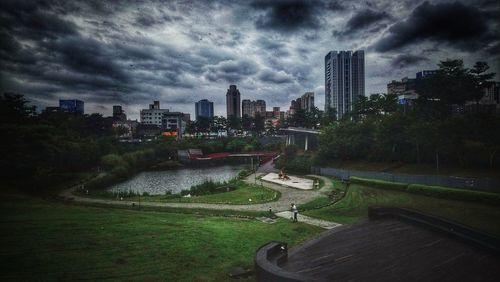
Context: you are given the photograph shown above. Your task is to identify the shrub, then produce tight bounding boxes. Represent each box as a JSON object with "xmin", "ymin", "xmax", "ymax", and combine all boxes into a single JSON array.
[
  {"xmin": 238, "ymin": 169, "xmax": 251, "ymax": 178},
  {"xmin": 350, "ymin": 176, "xmax": 408, "ymax": 191},
  {"xmin": 101, "ymin": 154, "xmax": 126, "ymax": 171},
  {"xmin": 407, "ymin": 184, "xmax": 500, "ymax": 205},
  {"xmin": 349, "ymin": 176, "xmax": 500, "ymax": 205},
  {"xmin": 276, "ymin": 155, "xmax": 311, "ymax": 174},
  {"xmin": 181, "ymin": 180, "xmax": 235, "ymax": 196},
  {"xmin": 111, "ymin": 165, "xmax": 129, "ymax": 177}
]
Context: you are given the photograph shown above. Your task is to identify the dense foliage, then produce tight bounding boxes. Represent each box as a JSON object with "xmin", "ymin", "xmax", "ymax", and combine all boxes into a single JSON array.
[
  {"xmin": 317, "ymin": 60, "xmax": 500, "ymax": 171},
  {"xmin": 0, "ymin": 93, "xmax": 278, "ymax": 191}
]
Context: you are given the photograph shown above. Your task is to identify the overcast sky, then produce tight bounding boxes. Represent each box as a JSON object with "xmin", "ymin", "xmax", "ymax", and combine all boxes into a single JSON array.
[{"xmin": 1, "ymin": 0, "xmax": 499, "ymax": 119}]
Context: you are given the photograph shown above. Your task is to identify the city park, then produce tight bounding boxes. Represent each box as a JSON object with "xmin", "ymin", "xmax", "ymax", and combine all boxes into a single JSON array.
[{"xmin": 1, "ymin": 60, "xmax": 500, "ymax": 281}]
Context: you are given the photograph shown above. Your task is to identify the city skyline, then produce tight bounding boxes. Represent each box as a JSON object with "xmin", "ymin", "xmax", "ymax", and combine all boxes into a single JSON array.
[{"xmin": 1, "ymin": 0, "xmax": 498, "ymax": 120}]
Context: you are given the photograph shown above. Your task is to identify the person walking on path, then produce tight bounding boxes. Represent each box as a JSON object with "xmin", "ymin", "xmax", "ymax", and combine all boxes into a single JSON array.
[{"xmin": 291, "ymin": 203, "xmax": 298, "ymax": 222}]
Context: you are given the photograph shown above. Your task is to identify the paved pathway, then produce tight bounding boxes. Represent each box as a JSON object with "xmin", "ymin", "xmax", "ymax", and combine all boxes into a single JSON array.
[
  {"xmin": 59, "ymin": 165, "xmax": 341, "ymax": 229},
  {"xmin": 275, "ymin": 211, "xmax": 342, "ymax": 229}
]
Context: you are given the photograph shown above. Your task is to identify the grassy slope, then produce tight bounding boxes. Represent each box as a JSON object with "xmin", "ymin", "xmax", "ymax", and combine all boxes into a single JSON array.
[
  {"xmin": 303, "ymin": 182, "xmax": 500, "ymax": 236},
  {"xmin": 0, "ymin": 197, "xmax": 322, "ymax": 281}
]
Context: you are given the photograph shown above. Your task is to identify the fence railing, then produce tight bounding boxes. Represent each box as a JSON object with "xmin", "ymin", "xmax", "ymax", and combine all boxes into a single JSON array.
[{"xmin": 311, "ymin": 166, "xmax": 500, "ymax": 193}]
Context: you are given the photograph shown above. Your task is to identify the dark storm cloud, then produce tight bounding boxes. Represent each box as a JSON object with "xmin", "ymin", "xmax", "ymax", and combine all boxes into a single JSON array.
[
  {"xmin": 374, "ymin": 1, "xmax": 491, "ymax": 52},
  {"xmin": 333, "ymin": 8, "xmax": 390, "ymax": 38},
  {"xmin": 41, "ymin": 36, "xmax": 129, "ymax": 82},
  {"xmin": 486, "ymin": 42, "xmax": 500, "ymax": 55},
  {"xmin": 258, "ymin": 69, "xmax": 294, "ymax": 84},
  {"xmin": 325, "ymin": 0, "xmax": 346, "ymax": 11},
  {"xmin": 251, "ymin": 0, "xmax": 321, "ymax": 32},
  {"xmin": 391, "ymin": 54, "xmax": 429, "ymax": 68},
  {"xmin": 346, "ymin": 9, "xmax": 390, "ymax": 32},
  {"xmin": 204, "ymin": 59, "xmax": 259, "ymax": 82},
  {"xmin": 0, "ymin": 1, "xmax": 78, "ymax": 40},
  {"xmin": 256, "ymin": 37, "xmax": 291, "ymax": 57}
]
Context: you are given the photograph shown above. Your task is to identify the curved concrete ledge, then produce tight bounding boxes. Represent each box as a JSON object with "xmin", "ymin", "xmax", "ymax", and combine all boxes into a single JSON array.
[
  {"xmin": 368, "ymin": 207, "xmax": 500, "ymax": 255},
  {"xmin": 254, "ymin": 241, "xmax": 319, "ymax": 282}
]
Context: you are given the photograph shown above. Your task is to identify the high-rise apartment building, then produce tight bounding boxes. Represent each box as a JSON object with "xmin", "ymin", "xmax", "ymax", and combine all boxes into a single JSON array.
[
  {"xmin": 301, "ymin": 92, "xmax": 315, "ymax": 112},
  {"xmin": 242, "ymin": 99, "xmax": 266, "ymax": 117},
  {"xmin": 255, "ymin": 100, "xmax": 266, "ymax": 117},
  {"xmin": 242, "ymin": 99, "xmax": 254, "ymax": 117},
  {"xmin": 226, "ymin": 85, "xmax": 241, "ymax": 118},
  {"xmin": 325, "ymin": 50, "xmax": 365, "ymax": 119},
  {"xmin": 195, "ymin": 99, "xmax": 214, "ymax": 120}
]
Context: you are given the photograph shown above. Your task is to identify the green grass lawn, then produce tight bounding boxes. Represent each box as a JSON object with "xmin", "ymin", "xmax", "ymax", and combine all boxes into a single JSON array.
[
  {"xmin": 303, "ymin": 182, "xmax": 500, "ymax": 236},
  {"xmin": 81, "ymin": 182, "xmax": 280, "ymax": 205},
  {"xmin": 0, "ymin": 197, "xmax": 321, "ymax": 281},
  {"xmin": 299, "ymin": 178, "xmax": 345, "ymax": 211}
]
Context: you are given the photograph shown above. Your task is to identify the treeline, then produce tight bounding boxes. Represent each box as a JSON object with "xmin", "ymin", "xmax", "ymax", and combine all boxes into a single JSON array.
[
  {"xmin": 0, "ymin": 93, "xmax": 175, "ymax": 191},
  {"xmin": 0, "ymin": 93, "xmax": 283, "ymax": 191},
  {"xmin": 316, "ymin": 59, "xmax": 500, "ymax": 171}
]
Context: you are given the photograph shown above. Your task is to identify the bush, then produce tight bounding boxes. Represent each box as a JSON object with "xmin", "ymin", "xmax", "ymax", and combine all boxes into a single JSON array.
[
  {"xmin": 350, "ymin": 176, "xmax": 408, "ymax": 191},
  {"xmin": 181, "ymin": 180, "xmax": 235, "ymax": 196},
  {"xmin": 101, "ymin": 154, "xmax": 126, "ymax": 171},
  {"xmin": 407, "ymin": 184, "xmax": 500, "ymax": 205},
  {"xmin": 238, "ymin": 169, "xmax": 251, "ymax": 178},
  {"xmin": 111, "ymin": 165, "xmax": 129, "ymax": 177},
  {"xmin": 276, "ymin": 155, "xmax": 311, "ymax": 174},
  {"xmin": 349, "ymin": 176, "xmax": 500, "ymax": 205}
]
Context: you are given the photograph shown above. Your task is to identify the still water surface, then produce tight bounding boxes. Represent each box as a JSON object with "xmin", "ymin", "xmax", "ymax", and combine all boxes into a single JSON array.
[{"xmin": 108, "ymin": 165, "xmax": 244, "ymax": 195}]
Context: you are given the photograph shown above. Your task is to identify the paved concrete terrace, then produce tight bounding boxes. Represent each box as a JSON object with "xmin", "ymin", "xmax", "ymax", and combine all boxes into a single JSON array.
[
  {"xmin": 261, "ymin": 173, "xmax": 314, "ymax": 190},
  {"xmin": 282, "ymin": 219, "xmax": 500, "ymax": 281}
]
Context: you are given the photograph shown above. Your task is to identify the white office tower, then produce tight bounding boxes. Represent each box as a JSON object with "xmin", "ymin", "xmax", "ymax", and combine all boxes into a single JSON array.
[{"xmin": 325, "ymin": 50, "xmax": 365, "ymax": 119}]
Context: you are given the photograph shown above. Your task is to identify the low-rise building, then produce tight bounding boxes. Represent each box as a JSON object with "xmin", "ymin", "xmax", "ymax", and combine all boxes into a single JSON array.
[
  {"xmin": 140, "ymin": 101, "xmax": 170, "ymax": 126},
  {"xmin": 59, "ymin": 99, "xmax": 84, "ymax": 115},
  {"xmin": 162, "ymin": 112, "xmax": 188, "ymax": 138}
]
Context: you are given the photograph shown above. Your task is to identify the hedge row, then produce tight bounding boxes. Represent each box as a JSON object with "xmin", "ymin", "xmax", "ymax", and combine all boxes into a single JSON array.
[{"xmin": 350, "ymin": 176, "xmax": 500, "ymax": 205}]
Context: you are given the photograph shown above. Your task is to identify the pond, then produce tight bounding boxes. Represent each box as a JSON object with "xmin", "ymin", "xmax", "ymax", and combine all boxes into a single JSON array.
[{"xmin": 108, "ymin": 165, "xmax": 245, "ymax": 195}]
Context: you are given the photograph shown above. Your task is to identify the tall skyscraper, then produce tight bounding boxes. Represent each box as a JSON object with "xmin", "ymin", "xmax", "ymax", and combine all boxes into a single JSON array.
[
  {"xmin": 226, "ymin": 85, "xmax": 241, "ymax": 118},
  {"xmin": 195, "ymin": 99, "xmax": 214, "ymax": 120},
  {"xmin": 301, "ymin": 92, "xmax": 315, "ymax": 112},
  {"xmin": 325, "ymin": 50, "xmax": 365, "ymax": 119}
]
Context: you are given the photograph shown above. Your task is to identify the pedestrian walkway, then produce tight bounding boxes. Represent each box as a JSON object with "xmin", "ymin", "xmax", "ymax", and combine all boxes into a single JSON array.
[
  {"xmin": 60, "ymin": 169, "xmax": 341, "ymax": 229},
  {"xmin": 275, "ymin": 211, "xmax": 341, "ymax": 229}
]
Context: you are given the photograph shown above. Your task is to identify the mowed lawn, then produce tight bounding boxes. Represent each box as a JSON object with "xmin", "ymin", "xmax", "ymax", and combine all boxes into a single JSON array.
[
  {"xmin": 303, "ymin": 182, "xmax": 500, "ymax": 237},
  {"xmin": 0, "ymin": 197, "xmax": 322, "ymax": 281}
]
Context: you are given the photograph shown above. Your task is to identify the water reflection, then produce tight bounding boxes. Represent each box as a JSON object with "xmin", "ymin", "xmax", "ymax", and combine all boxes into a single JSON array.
[{"xmin": 108, "ymin": 165, "xmax": 244, "ymax": 195}]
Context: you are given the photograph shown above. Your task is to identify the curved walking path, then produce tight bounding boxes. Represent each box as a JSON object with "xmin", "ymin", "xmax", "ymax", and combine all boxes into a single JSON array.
[{"xmin": 60, "ymin": 170, "xmax": 340, "ymax": 228}]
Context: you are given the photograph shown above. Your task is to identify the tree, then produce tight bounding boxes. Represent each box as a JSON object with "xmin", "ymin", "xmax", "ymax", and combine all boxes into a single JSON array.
[
  {"xmin": 196, "ymin": 117, "xmax": 211, "ymax": 134},
  {"xmin": 241, "ymin": 115, "xmax": 252, "ymax": 131},
  {"xmin": 288, "ymin": 108, "xmax": 307, "ymax": 127},
  {"xmin": 415, "ymin": 59, "xmax": 477, "ymax": 115},
  {"xmin": 321, "ymin": 107, "xmax": 337, "ymax": 127},
  {"xmin": 252, "ymin": 113, "xmax": 265, "ymax": 135},
  {"xmin": 470, "ymin": 61, "xmax": 496, "ymax": 105},
  {"xmin": 227, "ymin": 115, "xmax": 241, "ymax": 130},
  {"xmin": 210, "ymin": 116, "xmax": 226, "ymax": 132},
  {"xmin": 0, "ymin": 92, "xmax": 37, "ymax": 123}
]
